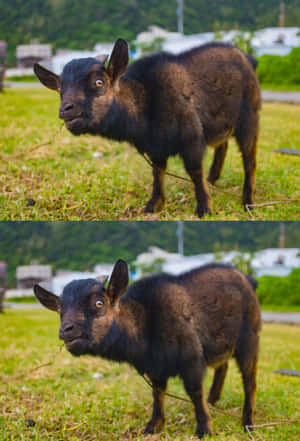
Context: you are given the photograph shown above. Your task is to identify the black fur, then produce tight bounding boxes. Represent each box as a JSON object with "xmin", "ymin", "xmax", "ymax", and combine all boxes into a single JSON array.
[
  {"xmin": 34, "ymin": 39, "xmax": 261, "ymax": 217},
  {"xmin": 34, "ymin": 260, "xmax": 261, "ymax": 438}
]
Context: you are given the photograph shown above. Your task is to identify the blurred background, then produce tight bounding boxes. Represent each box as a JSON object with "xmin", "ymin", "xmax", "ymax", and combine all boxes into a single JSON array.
[
  {"xmin": 0, "ymin": 221, "xmax": 299, "ymax": 313},
  {"xmin": 1, "ymin": 1, "xmax": 300, "ymax": 91}
]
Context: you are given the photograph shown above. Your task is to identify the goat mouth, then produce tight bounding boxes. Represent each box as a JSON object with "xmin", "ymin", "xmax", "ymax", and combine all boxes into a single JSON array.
[
  {"xmin": 64, "ymin": 116, "xmax": 84, "ymax": 127},
  {"xmin": 65, "ymin": 336, "xmax": 86, "ymax": 345},
  {"xmin": 65, "ymin": 337, "xmax": 89, "ymax": 355}
]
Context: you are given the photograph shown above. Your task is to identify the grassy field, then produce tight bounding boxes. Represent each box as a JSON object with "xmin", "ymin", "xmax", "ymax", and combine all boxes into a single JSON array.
[
  {"xmin": 0, "ymin": 309, "xmax": 299, "ymax": 441},
  {"xmin": 261, "ymin": 83, "xmax": 300, "ymax": 92},
  {"xmin": 0, "ymin": 88, "xmax": 299, "ymax": 220}
]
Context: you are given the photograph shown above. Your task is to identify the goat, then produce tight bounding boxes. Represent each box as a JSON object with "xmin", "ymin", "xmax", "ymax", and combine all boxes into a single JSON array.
[
  {"xmin": 34, "ymin": 260, "xmax": 261, "ymax": 438},
  {"xmin": 34, "ymin": 39, "xmax": 261, "ymax": 218}
]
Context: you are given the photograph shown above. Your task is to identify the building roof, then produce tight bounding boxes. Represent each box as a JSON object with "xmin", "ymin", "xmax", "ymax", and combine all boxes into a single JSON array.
[
  {"xmin": 17, "ymin": 265, "xmax": 52, "ymax": 280},
  {"xmin": 17, "ymin": 44, "xmax": 52, "ymax": 59},
  {"xmin": 135, "ymin": 247, "xmax": 300, "ymax": 278},
  {"xmin": 51, "ymin": 271, "xmax": 97, "ymax": 295}
]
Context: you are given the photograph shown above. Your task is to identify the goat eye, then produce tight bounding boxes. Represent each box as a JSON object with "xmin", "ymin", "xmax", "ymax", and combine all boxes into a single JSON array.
[
  {"xmin": 95, "ymin": 300, "xmax": 104, "ymax": 308},
  {"xmin": 95, "ymin": 79, "xmax": 104, "ymax": 87}
]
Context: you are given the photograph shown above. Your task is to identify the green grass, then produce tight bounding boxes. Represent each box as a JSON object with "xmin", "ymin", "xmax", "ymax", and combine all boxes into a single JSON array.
[
  {"xmin": 5, "ymin": 75, "xmax": 38, "ymax": 82},
  {"xmin": 0, "ymin": 88, "xmax": 299, "ymax": 220},
  {"xmin": 260, "ymin": 304, "xmax": 300, "ymax": 313},
  {"xmin": 5, "ymin": 296, "xmax": 37, "ymax": 303},
  {"xmin": 261, "ymin": 83, "xmax": 300, "ymax": 92},
  {"xmin": 0, "ymin": 309, "xmax": 299, "ymax": 441}
]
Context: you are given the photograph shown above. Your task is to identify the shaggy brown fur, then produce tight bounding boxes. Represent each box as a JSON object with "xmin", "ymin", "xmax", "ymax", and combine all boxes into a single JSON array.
[
  {"xmin": 34, "ymin": 261, "xmax": 261, "ymax": 438},
  {"xmin": 34, "ymin": 39, "xmax": 261, "ymax": 217}
]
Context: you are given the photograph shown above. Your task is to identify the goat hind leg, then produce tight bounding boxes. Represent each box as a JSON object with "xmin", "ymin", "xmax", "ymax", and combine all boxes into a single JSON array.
[
  {"xmin": 182, "ymin": 140, "xmax": 211, "ymax": 218},
  {"xmin": 180, "ymin": 358, "xmax": 212, "ymax": 438},
  {"xmin": 235, "ymin": 333, "xmax": 259, "ymax": 429},
  {"xmin": 235, "ymin": 110, "xmax": 259, "ymax": 208},
  {"xmin": 208, "ymin": 142, "xmax": 228, "ymax": 185},
  {"xmin": 208, "ymin": 362, "xmax": 228, "ymax": 405}
]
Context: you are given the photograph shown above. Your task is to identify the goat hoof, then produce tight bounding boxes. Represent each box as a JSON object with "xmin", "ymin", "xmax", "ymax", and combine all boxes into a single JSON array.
[
  {"xmin": 144, "ymin": 417, "xmax": 164, "ymax": 434},
  {"xmin": 144, "ymin": 198, "xmax": 164, "ymax": 213},
  {"xmin": 195, "ymin": 206, "xmax": 212, "ymax": 218},
  {"xmin": 195, "ymin": 428, "xmax": 212, "ymax": 439},
  {"xmin": 243, "ymin": 419, "xmax": 254, "ymax": 432},
  {"xmin": 144, "ymin": 426, "xmax": 154, "ymax": 435},
  {"xmin": 207, "ymin": 175, "xmax": 218, "ymax": 185},
  {"xmin": 207, "ymin": 396, "xmax": 218, "ymax": 406},
  {"xmin": 244, "ymin": 202, "xmax": 254, "ymax": 212}
]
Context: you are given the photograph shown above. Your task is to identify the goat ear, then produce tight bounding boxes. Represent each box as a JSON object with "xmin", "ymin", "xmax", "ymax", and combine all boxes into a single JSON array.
[
  {"xmin": 95, "ymin": 54, "xmax": 109, "ymax": 65},
  {"xmin": 33, "ymin": 63, "xmax": 61, "ymax": 92},
  {"xmin": 33, "ymin": 284, "xmax": 61, "ymax": 312},
  {"xmin": 107, "ymin": 259, "xmax": 129, "ymax": 304},
  {"xmin": 107, "ymin": 39, "xmax": 129, "ymax": 84},
  {"xmin": 96, "ymin": 275, "xmax": 109, "ymax": 285}
]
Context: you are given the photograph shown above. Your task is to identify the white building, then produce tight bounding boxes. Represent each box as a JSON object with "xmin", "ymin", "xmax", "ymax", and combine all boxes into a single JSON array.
[
  {"xmin": 49, "ymin": 263, "xmax": 114, "ymax": 295},
  {"xmin": 50, "ymin": 50, "xmax": 98, "ymax": 75},
  {"xmin": 94, "ymin": 263, "xmax": 115, "ymax": 277},
  {"xmin": 93, "ymin": 42, "xmax": 114, "ymax": 55},
  {"xmin": 251, "ymin": 248, "xmax": 300, "ymax": 276},
  {"xmin": 135, "ymin": 25, "xmax": 300, "ymax": 57},
  {"xmin": 50, "ymin": 271, "xmax": 97, "ymax": 295},
  {"xmin": 16, "ymin": 43, "xmax": 52, "ymax": 68},
  {"xmin": 252, "ymin": 27, "xmax": 300, "ymax": 55},
  {"xmin": 16, "ymin": 264, "xmax": 52, "ymax": 289},
  {"xmin": 134, "ymin": 247, "xmax": 300, "ymax": 278}
]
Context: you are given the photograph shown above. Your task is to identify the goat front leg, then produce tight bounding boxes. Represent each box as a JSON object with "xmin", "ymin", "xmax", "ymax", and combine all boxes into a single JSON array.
[
  {"xmin": 144, "ymin": 378, "xmax": 167, "ymax": 434},
  {"xmin": 144, "ymin": 159, "xmax": 167, "ymax": 213}
]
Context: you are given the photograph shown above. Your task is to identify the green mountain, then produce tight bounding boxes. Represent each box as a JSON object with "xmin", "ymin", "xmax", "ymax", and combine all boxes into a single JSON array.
[
  {"xmin": 0, "ymin": 222, "xmax": 299, "ymax": 285},
  {"xmin": 1, "ymin": 0, "xmax": 300, "ymax": 63}
]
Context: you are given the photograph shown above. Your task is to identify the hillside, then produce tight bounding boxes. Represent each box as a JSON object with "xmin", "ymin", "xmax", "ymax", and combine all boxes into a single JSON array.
[
  {"xmin": 0, "ymin": 222, "xmax": 299, "ymax": 284},
  {"xmin": 1, "ymin": 0, "xmax": 300, "ymax": 62}
]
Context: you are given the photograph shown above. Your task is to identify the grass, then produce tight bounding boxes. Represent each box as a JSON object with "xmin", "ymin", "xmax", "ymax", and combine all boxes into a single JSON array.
[
  {"xmin": 4, "ymin": 296, "xmax": 37, "ymax": 303},
  {"xmin": 261, "ymin": 83, "xmax": 300, "ymax": 92},
  {"xmin": 260, "ymin": 304, "xmax": 300, "ymax": 313},
  {"xmin": 0, "ymin": 88, "xmax": 299, "ymax": 220},
  {"xmin": 0, "ymin": 309, "xmax": 299, "ymax": 441},
  {"xmin": 5, "ymin": 75, "xmax": 38, "ymax": 83}
]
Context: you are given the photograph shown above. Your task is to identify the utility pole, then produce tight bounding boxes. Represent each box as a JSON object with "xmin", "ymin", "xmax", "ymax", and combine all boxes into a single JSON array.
[
  {"xmin": 279, "ymin": 223, "xmax": 285, "ymax": 248},
  {"xmin": 177, "ymin": 0, "xmax": 184, "ymax": 34},
  {"xmin": 176, "ymin": 221, "xmax": 184, "ymax": 255},
  {"xmin": 279, "ymin": 2, "xmax": 285, "ymax": 27}
]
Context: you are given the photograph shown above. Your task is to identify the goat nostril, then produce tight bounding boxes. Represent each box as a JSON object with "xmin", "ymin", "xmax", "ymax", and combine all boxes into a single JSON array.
[
  {"xmin": 63, "ymin": 323, "xmax": 74, "ymax": 333},
  {"xmin": 63, "ymin": 103, "xmax": 74, "ymax": 113}
]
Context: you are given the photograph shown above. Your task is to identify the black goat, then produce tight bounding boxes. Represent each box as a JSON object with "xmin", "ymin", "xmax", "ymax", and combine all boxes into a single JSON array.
[
  {"xmin": 34, "ymin": 260, "xmax": 261, "ymax": 438},
  {"xmin": 34, "ymin": 39, "xmax": 261, "ymax": 217}
]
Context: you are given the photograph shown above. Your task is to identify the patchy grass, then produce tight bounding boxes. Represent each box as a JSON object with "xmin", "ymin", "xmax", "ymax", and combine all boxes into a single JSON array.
[
  {"xmin": 0, "ymin": 88, "xmax": 299, "ymax": 220},
  {"xmin": 0, "ymin": 309, "xmax": 299, "ymax": 441}
]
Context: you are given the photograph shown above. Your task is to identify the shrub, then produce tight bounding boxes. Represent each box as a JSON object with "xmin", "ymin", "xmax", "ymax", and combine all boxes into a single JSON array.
[
  {"xmin": 257, "ymin": 48, "xmax": 300, "ymax": 86},
  {"xmin": 257, "ymin": 268, "xmax": 300, "ymax": 306}
]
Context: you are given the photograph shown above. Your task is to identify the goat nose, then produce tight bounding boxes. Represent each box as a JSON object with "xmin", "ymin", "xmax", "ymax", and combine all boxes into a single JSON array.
[
  {"xmin": 62, "ymin": 103, "xmax": 74, "ymax": 113},
  {"xmin": 63, "ymin": 323, "xmax": 74, "ymax": 333},
  {"xmin": 59, "ymin": 102, "xmax": 76, "ymax": 119}
]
